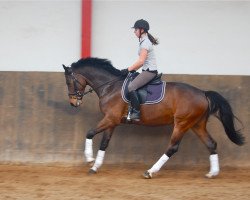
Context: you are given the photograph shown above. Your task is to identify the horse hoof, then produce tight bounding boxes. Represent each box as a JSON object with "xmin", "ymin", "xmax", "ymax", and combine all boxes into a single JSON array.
[
  {"xmin": 143, "ymin": 171, "xmax": 152, "ymax": 179},
  {"xmin": 88, "ymin": 169, "xmax": 97, "ymax": 175},
  {"xmin": 87, "ymin": 161, "xmax": 94, "ymax": 167},
  {"xmin": 205, "ymin": 172, "xmax": 219, "ymax": 179}
]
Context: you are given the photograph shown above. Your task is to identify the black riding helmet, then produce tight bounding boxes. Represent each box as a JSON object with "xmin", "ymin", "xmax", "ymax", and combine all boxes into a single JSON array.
[{"xmin": 132, "ymin": 19, "xmax": 150, "ymax": 32}]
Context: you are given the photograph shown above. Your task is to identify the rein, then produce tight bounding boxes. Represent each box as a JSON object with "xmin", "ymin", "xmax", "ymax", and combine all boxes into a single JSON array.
[{"xmin": 68, "ymin": 72, "xmax": 123, "ymax": 99}]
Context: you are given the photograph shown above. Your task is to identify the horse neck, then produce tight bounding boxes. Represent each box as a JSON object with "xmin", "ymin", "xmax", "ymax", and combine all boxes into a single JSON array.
[{"xmin": 78, "ymin": 67, "xmax": 120, "ymax": 97}]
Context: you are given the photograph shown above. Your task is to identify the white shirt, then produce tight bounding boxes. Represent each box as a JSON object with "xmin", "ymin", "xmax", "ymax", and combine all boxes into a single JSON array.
[{"xmin": 138, "ymin": 35, "xmax": 158, "ymax": 71}]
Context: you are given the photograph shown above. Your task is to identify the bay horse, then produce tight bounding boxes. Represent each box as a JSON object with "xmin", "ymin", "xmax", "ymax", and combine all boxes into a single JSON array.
[{"xmin": 63, "ymin": 57, "xmax": 244, "ymax": 179}]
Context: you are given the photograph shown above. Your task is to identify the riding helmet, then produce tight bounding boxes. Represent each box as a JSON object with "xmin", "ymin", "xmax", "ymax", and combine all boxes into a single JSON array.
[{"xmin": 132, "ymin": 19, "xmax": 150, "ymax": 31}]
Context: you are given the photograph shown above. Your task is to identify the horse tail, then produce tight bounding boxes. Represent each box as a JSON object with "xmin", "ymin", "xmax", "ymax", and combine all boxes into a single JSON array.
[{"xmin": 205, "ymin": 91, "xmax": 245, "ymax": 146}]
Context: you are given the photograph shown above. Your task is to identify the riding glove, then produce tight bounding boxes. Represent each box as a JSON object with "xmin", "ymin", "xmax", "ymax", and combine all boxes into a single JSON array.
[{"xmin": 120, "ymin": 68, "xmax": 129, "ymax": 76}]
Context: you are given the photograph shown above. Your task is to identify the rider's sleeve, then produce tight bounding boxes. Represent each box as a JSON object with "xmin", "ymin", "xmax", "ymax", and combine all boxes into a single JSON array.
[{"xmin": 140, "ymin": 39, "xmax": 152, "ymax": 51}]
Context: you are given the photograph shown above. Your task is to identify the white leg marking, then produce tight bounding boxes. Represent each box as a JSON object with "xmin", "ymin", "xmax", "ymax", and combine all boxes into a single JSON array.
[
  {"xmin": 206, "ymin": 154, "xmax": 220, "ymax": 178},
  {"xmin": 147, "ymin": 154, "xmax": 169, "ymax": 177},
  {"xmin": 91, "ymin": 150, "xmax": 105, "ymax": 172},
  {"xmin": 84, "ymin": 139, "xmax": 95, "ymax": 162}
]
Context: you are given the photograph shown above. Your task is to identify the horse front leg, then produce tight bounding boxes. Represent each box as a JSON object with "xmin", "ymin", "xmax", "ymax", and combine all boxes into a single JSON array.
[
  {"xmin": 85, "ymin": 128, "xmax": 104, "ymax": 163},
  {"xmin": 84, "ymin": 114, "xmax": 116, "ymax": 165},
  {"xmin": 89, "ymin": 128, "xmax": 114, "ymax": 174},
  {"xmin": 84, "ymin": 115, "xmax": 113, "ymax": 164}
]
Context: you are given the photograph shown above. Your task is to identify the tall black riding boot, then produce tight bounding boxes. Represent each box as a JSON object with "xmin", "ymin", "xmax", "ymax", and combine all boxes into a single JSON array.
[{"xmin": 128, "ymin": 90, "xmax": 140, "ymax": 121}]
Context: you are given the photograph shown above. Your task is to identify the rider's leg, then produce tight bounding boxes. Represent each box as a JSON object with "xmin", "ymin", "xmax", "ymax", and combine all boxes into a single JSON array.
[
  {"xmin": 128, "ymin": 90, "xmax": 140, "ymax": 120},
  {"xmin": 128, "ymin": 71, "xmax": 156, "ymax": 120}
]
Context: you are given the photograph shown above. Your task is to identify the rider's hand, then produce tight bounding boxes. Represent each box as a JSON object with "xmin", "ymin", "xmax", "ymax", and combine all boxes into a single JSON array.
[{"xmin": 120, "ymin": 68, "xmax": 129, "ymax": 76}]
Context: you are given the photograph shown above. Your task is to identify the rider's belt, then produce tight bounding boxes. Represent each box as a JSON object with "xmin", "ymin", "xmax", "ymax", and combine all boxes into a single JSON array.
[{"xmin": 143, "ymin": 69, "xmax": 158, "ymax": 74}]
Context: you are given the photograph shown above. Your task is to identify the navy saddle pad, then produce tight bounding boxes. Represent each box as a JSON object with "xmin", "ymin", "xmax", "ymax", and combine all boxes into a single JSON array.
[{"xmin": 121, "ymin": 72, "xmax": 166, "ymax": 105}]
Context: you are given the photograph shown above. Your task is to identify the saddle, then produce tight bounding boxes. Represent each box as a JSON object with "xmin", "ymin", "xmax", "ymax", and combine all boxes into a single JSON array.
[{"xmin": 121, "ymin": 72, "xmax": 166, "ymax": 105}]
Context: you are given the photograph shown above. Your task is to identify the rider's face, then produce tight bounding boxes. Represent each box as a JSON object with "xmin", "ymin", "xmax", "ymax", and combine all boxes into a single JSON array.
[{"xmin": 134, "ymin": 28, "xmax": 141, "ymax": 38}]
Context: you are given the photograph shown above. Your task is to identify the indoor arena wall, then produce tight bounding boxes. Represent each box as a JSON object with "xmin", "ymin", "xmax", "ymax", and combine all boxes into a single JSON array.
[{"xmin": 0, "ymin": 72, "xmax": 249, "ymax": 167}]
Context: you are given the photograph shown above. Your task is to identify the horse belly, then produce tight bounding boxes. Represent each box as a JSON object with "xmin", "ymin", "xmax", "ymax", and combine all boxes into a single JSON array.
[{"xmin": 140, "ymin": 105, "xmax": 174, "ymax": 126}]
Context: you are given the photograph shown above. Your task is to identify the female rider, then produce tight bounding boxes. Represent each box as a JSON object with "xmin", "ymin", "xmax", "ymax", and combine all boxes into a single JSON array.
[{"xmin": 121, "ymin": 19, "xmax": 159, "ymax": 121}]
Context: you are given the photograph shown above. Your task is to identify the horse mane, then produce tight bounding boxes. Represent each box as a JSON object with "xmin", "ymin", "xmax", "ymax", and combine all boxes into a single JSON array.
[{"xmin": 71, "ymin": 57, "xmax": 123, "ymax": 76}]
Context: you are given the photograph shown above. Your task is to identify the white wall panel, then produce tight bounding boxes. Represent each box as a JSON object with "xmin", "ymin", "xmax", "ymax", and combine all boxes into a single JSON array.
[
  {"xmin": 92, "ymin": 1, "xmax": 250, "ymax": 75},
  {"xmin": 0, "ymin": 0, "xmax": 81, "ymax": 71},
  {"xmin": 0, "ymin": 1, "xmax": 249, "ymax": 75}
]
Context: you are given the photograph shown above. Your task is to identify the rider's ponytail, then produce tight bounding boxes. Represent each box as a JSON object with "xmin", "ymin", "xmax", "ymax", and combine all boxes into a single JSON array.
[{"xmin": 148, "ymin": 32, "xmax": 159, "ymax": 45}]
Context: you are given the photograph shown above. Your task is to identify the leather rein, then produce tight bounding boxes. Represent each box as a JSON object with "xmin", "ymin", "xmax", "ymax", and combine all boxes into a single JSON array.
[{"xmin": 68, "ymin": 72, "xmax": 123, "ymax": 100}]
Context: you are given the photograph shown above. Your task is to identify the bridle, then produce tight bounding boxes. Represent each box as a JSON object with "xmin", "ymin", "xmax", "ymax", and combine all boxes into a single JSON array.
[
  {"xmin": 67, "ymin": 72, "xmax": 87, "ymax": 100},
  {"xmin": 67, "ymin": 72, "xmax": 123, "ymax": 100}
]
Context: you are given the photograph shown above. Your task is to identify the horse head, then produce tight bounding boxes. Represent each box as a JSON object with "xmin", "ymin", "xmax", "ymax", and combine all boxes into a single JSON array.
[{"xmin": 63, "ymin": 64, "xmax": 87, "ymax": 107}]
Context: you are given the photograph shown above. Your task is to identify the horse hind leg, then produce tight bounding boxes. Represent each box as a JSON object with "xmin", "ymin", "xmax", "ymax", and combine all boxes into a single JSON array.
[
  {"xmin": 143, "ymin": 126, "xmax": 185, "ymax": 179},
  {"xmin": 192, "ymin": 120, "xmax": 219, "ymax": 178}
]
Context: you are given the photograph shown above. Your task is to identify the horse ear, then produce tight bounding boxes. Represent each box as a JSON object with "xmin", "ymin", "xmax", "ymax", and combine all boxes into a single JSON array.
[
  {"xmin": 62, "ymin": 64, "xmax": 70, "ymax": 73},
  {"xmin": 62, "ymin": 64, "xmax": 67, "ymax": 70},
  {"xmin": 62, "ymin": 64, "xmax": 72, "ymax": 74}
]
